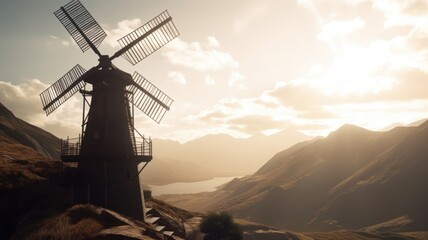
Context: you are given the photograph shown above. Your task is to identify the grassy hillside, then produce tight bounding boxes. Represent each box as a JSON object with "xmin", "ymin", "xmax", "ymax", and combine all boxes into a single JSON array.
[
  {"xmin": 0, "ymin": 103, "xmax": 60, "ymax": 159},
  {"xmin": 10, "ymin": 202, "xmax": 192, "ymax": 240}
]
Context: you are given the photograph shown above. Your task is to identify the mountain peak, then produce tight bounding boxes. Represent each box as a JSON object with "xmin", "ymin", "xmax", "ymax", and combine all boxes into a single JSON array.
[
  {"xmin": 0, "ymin": 102, "xmax": 15, "ymax": 119},
  {"xmin": 333, "ymin": 124, "xmax": 371, "ymax": 135},
  {"xmin": 326, "ymin": 124, "xmax": 373, "ymax": 143}
]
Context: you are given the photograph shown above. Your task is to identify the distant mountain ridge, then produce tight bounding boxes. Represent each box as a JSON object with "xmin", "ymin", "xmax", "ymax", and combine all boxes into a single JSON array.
[
  {"xmin": 160, "ymin": 121, "xmax": 428, "ymax": 232},
  {"xmin": 145, "ymin": 129, "xmax": 311, "ymax": 183}
]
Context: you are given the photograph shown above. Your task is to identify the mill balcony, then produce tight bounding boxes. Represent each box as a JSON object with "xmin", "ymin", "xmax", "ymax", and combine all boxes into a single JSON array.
[{"xmin": 61, "ymin": 135, "xmax": 153, "ymax": 163}]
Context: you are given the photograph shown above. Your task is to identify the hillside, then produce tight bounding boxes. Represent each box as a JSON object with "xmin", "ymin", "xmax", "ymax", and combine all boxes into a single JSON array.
[
  {"xmin": 0, "ymin": 103, "xmax": 197, "ymax": 239},
  {"xmin": 9, "ymin": 200, "xmax": 197, "ymax": 240},
  {"xmin": 159, "ymin": 122, "xmax": 428, "ymax": 232},
  {"xmin": 0, "ymin": 103, "xmax": 60, "ymax": 159}
]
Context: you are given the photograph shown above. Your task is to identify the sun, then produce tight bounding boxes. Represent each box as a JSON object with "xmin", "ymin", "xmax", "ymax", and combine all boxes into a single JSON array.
[{"xmin": 308, "ymin": 44, "xmax": 395, "ymax": 96}]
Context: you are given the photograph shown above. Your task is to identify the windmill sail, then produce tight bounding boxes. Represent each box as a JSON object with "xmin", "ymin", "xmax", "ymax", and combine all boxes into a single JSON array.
[
  {"xmin": 54, "ymin": 0, "xmax": 106, "ymax": 55},
  {"xmin": 128, "ymin": 72, "xmax": 173, "ymax": 123},
  {"xmin": 40, "ymin": 64, "xmax": 88, "ymax": 115},
  {"xmin": 112, "ymin": 10, "xmax": 179, "ymax": 65}
]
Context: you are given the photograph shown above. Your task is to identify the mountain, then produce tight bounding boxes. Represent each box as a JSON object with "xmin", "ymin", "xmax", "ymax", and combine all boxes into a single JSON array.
[
  {"xmin": 0, "ymin": 103, "xmax": 65, "ymax": 239},
  {"xmin": 144, "ymin": 129, "xmax": 311, "ymax": 184},
  {"xmin": 0, "ymin": 102, "xmax": 62, "ymax": 191},
  {"xmin": 407, "ymin": 118, "xmax": 428, "ymax": 127},
  {"xmin": 0, "ymin": 103, "xmax": 60, "ymax": 159},
  {"xmin": 140, "ymin": 156, "xmax": 217, "ymax": 186},
  {"xmin": 381, "ymin": 118, "xmax": 428, "ymax": 131},
  {"xmin": 159, "ymin": 122, "xmax": 428, "ymax": 232}
]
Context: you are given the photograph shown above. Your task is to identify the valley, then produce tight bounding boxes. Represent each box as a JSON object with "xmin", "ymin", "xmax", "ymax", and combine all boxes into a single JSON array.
[{"xmin": 158, "ymin": 122, "xmax": 428, "ymax": 232}]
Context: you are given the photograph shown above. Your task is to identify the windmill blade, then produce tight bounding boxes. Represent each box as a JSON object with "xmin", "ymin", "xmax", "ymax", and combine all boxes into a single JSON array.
[
  {"xmin": 54, "ymin": 0, "xmax": 106, "ymax": 56},
  {"xmin": 110, "ymin": 10, "xmax": 179, "ymax": 65},
  {"xmin": 127, "ymin": 72, "xmax": 173, "ymax": 124},
  {"xmin": 40, "ymin": 65, "xmax": 91, "ymax": 115}
]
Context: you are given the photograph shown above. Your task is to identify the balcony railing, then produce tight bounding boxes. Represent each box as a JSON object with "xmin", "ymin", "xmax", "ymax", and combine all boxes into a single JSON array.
[
  {"xmin": 134, "ymin": 136, "xmax": 152, "ymax": 156},
  {"xmin": 60, "ymin": 135, "xmax": 152, "ymax": 158},
  {"xmin": 61, "ymin": 136, "xmax": 81, "ymax": 156}
]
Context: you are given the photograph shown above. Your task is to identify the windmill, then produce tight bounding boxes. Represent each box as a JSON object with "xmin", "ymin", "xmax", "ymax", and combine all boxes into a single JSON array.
[{"xmin": 39, "ymin": 0, "xmax": 179, "ymax": 219}]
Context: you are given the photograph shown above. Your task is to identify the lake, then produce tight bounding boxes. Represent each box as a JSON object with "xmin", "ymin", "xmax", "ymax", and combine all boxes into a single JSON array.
[{"xmin": 148, "ymin": 176, "xmax": 240, "ymax": 196}]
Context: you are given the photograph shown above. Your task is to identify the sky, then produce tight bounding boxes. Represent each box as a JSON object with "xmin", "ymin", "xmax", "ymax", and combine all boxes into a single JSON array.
[{"xmin": 0, "ymin": 0, "xmax": 428, "ymax": 143}]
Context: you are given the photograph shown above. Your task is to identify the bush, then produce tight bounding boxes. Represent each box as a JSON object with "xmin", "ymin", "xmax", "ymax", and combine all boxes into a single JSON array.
[{"xmin": 199, "ymin": 211, "xmax": 243, "ymax": 240}]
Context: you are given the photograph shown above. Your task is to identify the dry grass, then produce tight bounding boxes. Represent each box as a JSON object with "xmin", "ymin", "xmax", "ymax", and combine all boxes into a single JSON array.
[
  {"xmin": 401, "ymin": 232, "xmax": 428, "ymax": 239},
  {"xmin": 0, "ymin": 142, "xmax": 67, "ymax": 240},
  {"xmin": 0, "ymin": 140, "xmax": 46, "ymax": 161},
  {"xmin": 13, "ymin": 205, "xmax": 105, "ymax": 240},
  {"xmin": 26, "ymin": 217, "xmax": 102, "ymax": 240},
  {"xmin": 0, "ymin": 142, "xmax": 61, "ymax": 190}
]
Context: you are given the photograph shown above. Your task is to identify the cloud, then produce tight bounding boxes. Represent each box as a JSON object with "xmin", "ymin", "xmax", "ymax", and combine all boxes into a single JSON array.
[
  {"xmin": 103, "ymin": 18, "xmax": 142, "ymax": 48},
  {"xmin": 317, "ymin": 17, "xmax": 365, "ymax": 44},
  {"xmin": 189, "ymin": 96, "xmax": 296, "ymax": 135},
  {"xmin": 324, "ymin": 100, "xmax": 428, "ymax": 130},
  {"xmin": 0, "ymin": 80, "xmax": 82, "ymax": 138},
  {"xmin": 267, "ymin": 67, "xmax": 428, "ymax": 113},
  {"xmin": 0, "ymin": 80, "xmax": 47, "ymax": 121},
  {"xmin": 228, "ymin": 71, "xmax": 246, "ymax": 89},
  {"xmin": 266, "ymin": 81, "xmax": 329, "ymax": 111},
  {"xmin": 373, "ymin": 0, "xmax": 428, "ymax": 29},
  {"xmin": 343, "ymin": 0, "xmax": 368, "ymax": 6},
  {"xmin": 61, "ymin": 41, "xmax": 70, "ymax": 46},
  {"xmin": 48, "ymin": 35, "xmax": 71, "ymax": 47},
  {"xmin": 207, "ymin": 36, "xmax": 220, "ymax": 48},
  {"xmin": 167, "ymin": 71, "xmax": 187, "ymax": 85},
  {"xmin": 386, "ymin": 68, "xmax": 428, "ymax": 100},
  {"xmin": 163, "ymin": 37, "xmax": 239, "ymax": 71},
  {"xmin": 172, "ymin": 1, "xmax": 428, "ymax": 139},
  {"xmin": 204, "ymin": 75, "xmax": 216, "ymax": 85}
]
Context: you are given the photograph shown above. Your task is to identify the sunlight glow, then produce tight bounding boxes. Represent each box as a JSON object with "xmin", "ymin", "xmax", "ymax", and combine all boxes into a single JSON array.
[{"xmin": 306, "ymin": 44, "xmax": 395, "ymax": 96}]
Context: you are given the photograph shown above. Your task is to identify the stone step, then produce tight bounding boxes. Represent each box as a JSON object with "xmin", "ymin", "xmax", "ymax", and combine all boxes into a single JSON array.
[
  {"xmin": 145, "ymin": 207, "xmax": 153, "ymax": 214},
  {"xmin": 145, "ymin": 216, "xmax": 160, "ymax": 224},
  {"xmin": 155, "ymin": 225, "xmax": 165, "ymax": 232},
  {"xmin": 163, "ymin": 231, "xmax": 174, "ymax": 237}
]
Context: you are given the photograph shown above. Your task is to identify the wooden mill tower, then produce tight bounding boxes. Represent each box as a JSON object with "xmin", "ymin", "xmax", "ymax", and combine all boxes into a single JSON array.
[{"xmin": 39, "ymin": 0, "xmax": 179, "ymax": 219}]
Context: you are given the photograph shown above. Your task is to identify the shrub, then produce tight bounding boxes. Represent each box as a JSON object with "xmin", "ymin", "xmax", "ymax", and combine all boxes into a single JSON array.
[{"xmin": 199, "ymin": 211, "xmax": 243, "ymax": 240}]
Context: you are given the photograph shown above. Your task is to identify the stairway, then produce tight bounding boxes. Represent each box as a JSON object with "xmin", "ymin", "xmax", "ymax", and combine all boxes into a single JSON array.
[
  {"xmin": 144, "ymin": 207, "xmax": 176, "ymax": 239},
  {"xmin": 125, "ymin": 95, "xmax": 137, "ymax": 154},
  {"xmin": 128, "ymin": 121, "xmax": 137, "ymax": 154}
]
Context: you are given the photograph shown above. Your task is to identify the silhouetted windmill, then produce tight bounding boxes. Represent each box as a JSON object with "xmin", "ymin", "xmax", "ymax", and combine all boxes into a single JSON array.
[{"xmin": 39, "ymin": 0, "xmax": 179, "ymax": 219}]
